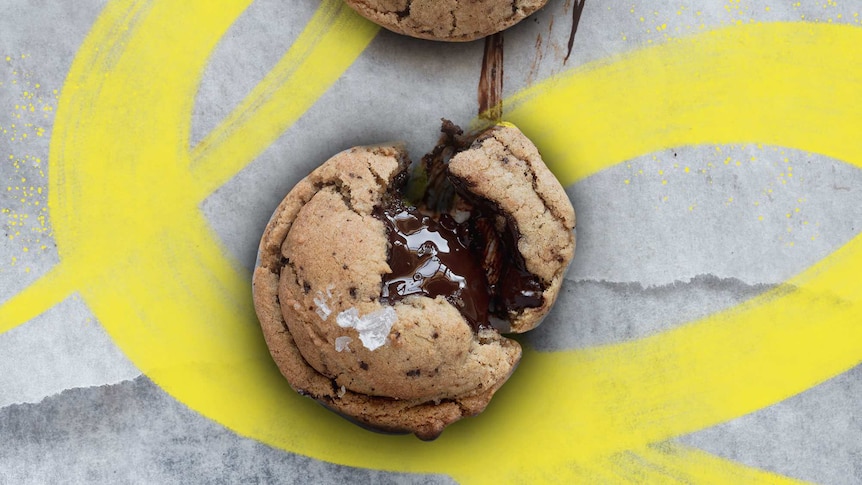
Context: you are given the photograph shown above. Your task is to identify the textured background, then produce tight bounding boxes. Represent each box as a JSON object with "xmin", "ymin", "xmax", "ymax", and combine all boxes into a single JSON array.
[{"xmin": 1, "ymin": 0, "xmax": 860, "ymax": 483}]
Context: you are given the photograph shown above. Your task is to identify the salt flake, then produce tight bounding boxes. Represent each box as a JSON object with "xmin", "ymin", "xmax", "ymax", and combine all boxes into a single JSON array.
[
  {"xmin": 313, "ymin": 290, "xmax": 332, "ymax": 321},
  {"xmin": 336, "ymin": 307, "xmax": 397, "ymax": 351},
  {"xmin": 335, "ymin": 336, "xmax": 352, "ymax": 352}
]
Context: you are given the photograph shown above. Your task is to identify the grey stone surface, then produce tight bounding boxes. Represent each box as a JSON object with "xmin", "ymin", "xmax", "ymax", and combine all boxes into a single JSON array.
[
  {"xmin": 1, "ymin": 0, "xmax": 860, "ymax": 483},
  {"xmin": 528, "ymin": 274, "xmax": 775, "ymax": 351},
  {"xmin": 0, "ymin": 366, "xmax": 858, "ymax": 484},
  {"xmin": 680, "ymin": 364, "xmax": 862, "ymax": 485},
  {"xmin": 565, "ymin": 144, "xmax": 862, "ymax": 288},
  {"xmin": 0, "ymin": 295, "xmax": 139, "ymax": 409},
  {"xmin": 0, "ymin": 0, "xmax": 107, "ymax": 302},
  {"xmin": 0, "ymin": 377, "xmax": 454, "ymax": 485}
]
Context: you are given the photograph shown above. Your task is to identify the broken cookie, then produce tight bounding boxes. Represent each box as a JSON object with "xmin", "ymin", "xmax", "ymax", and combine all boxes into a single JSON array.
[
  {"xmin": 343, "ymin": 0, "xmax": 549, "ymax": 42},
  {"xmin": 252, "ymin": 122, "xmax": 575, "ymax": 440}
]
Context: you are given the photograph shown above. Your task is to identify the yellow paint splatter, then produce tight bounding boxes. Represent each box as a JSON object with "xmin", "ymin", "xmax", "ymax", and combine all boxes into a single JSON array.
[{"xmin": 1, "ymin": 55, "xmax": 55, "ymax": 269}]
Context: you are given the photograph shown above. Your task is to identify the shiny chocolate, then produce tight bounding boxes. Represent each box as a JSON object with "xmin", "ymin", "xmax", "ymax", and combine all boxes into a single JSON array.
[
  {"xmin": 378, "ymin": 202, "xmax": 490, "ymax": 331},
  {"xmin": 473, "ymin": 215, "xmax": 545, "ymax": 317},
  {"xmin": 377, "ymin": 199, "xmax": 545, "ymax": 331},
  {"xmin": 377, "ymin": 122, "xmax": 546, "ymax": 332}
]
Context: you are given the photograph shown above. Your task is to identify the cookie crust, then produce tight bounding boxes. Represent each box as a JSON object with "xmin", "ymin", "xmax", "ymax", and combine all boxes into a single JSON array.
[{"xmin": 344, "ymin": 0, "xmax": 549, "ymax": 42}]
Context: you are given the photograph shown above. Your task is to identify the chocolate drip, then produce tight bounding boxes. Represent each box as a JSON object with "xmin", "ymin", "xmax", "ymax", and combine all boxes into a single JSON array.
[
  {"xmin": 564, "ymin": 0, "xmax": 587, "ymax": 63},
  {"xmin": 478, "ymin": 32, "xmax": 504, "ymax": 121}
]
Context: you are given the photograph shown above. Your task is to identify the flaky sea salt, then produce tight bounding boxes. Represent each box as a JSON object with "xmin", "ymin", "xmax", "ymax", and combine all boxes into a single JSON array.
[
  {"xmin": 313, "ymin": 284, "xmax": 336, "ymax": 321},
  {"xmin": 335, "ymin": 336, "xmax": 352, "ymax": 352},
  {"xmin": 336, "ymin": 307, "xmax": 397, "ymax": 351},
  {"xmin": 314, "ymin": 293, "xmax": 331, "ymax": 321},
  {"xmin": 452, "ymin": 209, "xmax": 471, "ymax": 223}
]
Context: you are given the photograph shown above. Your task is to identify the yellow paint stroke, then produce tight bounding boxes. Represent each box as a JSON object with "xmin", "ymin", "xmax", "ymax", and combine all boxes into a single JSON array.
[
  {"xmin": 0, "ymin": 5, "xmax": 858, "ymax": 483},
  {"xmin": 504, "ymin": 22, "xmax": 862, "ymax": 187},
  {"xmin": 0, "ymin": 263, "xmax": 76, "ymax": 333},
  {"xmin": 189, "ymin": 1, "xmax": 379, "ymax": 197},
  {"xmin": 449, "ymin": 441, "xmax": 806, "ymax": 483},
  {"xmin": 0, "ymin": 0, "xmax": 377, "ymax": 334},
  {"xmin": 0, "ymin": 0, "xmax": 159, "ymax": 334},
  {"xmin": 622, "ymin": 443, "xmax": 808, "ymax": 484}
]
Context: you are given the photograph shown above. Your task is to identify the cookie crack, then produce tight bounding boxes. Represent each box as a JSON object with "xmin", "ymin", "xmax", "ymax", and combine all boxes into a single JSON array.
[
  {"xmin": 280, "ymin": 256, "xmax": 302, "ymax": 291},
  {"xmin": 276, "ymin": 258, "xmax": 304, "ymax": 335},
  {"xmin": 312, "ymin": 180, "xmax": 364, "ymax": 217},
  {"xmin": 333, "ymin": 179, "xmax": 358, "ymax": 214},
  {"xmin": 492, "ymin": 136, "xmax": 569, "ymax": 233},
  {"xmin": 399, "ymin": 0, "xmax": 413, "ymax": 20},
  {"xmin": 448, "ymin": 7, "xmax": 457, "ymax": 37},
  {"xmin": 366, "ymin": 158, "xmax": 391, "ymax": 190}
]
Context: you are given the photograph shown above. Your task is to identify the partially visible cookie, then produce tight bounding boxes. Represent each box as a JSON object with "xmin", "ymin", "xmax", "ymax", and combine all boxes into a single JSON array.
[
  {"xmin": 253, "ymin": 122, "xmax": 574, "ymax": 439},
  {"xmin": 344, "ymin": 0, "xmax": 548, "ymax": 42}
]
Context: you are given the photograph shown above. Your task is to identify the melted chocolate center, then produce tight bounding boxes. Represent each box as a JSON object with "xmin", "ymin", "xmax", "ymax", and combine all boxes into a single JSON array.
[
  {"xmin": 477, "ymin": 216, "xmax": 545, "ymax": 317},
  {"xmin": 377, "ymin": 121, "xmax": 546, "ymax": 332},
  {"xmin": 378, "ymin": 202, "xmax": 490, "ymax": 331},
  {"xmin": 377, "ymin": 199, "xmax": 545, "ymax": 332}
]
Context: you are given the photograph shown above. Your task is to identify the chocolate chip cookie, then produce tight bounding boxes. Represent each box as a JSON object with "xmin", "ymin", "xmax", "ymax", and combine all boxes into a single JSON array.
[
  {"xmin": 344, "ymin": 0, "xmax": 549, "ymax": 42},
  {"xmin": 253, "ymin": 122, "xmax": 575, "ymax": 439}
]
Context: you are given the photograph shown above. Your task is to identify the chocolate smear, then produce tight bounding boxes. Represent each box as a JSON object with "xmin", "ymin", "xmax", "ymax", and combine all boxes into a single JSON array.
[
  {"xmin": 478, "ymin": 32, "xmax": 504, "ymax": 122},
  {"xmin": 564, "ymin": 0, "xmax": 587, "ymax": 63}
]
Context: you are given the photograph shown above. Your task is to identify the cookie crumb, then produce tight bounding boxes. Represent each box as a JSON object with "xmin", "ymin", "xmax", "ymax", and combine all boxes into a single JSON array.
[{"xmin": 336, "ymin": 307, "xmax": 398, "ymax": 351}]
